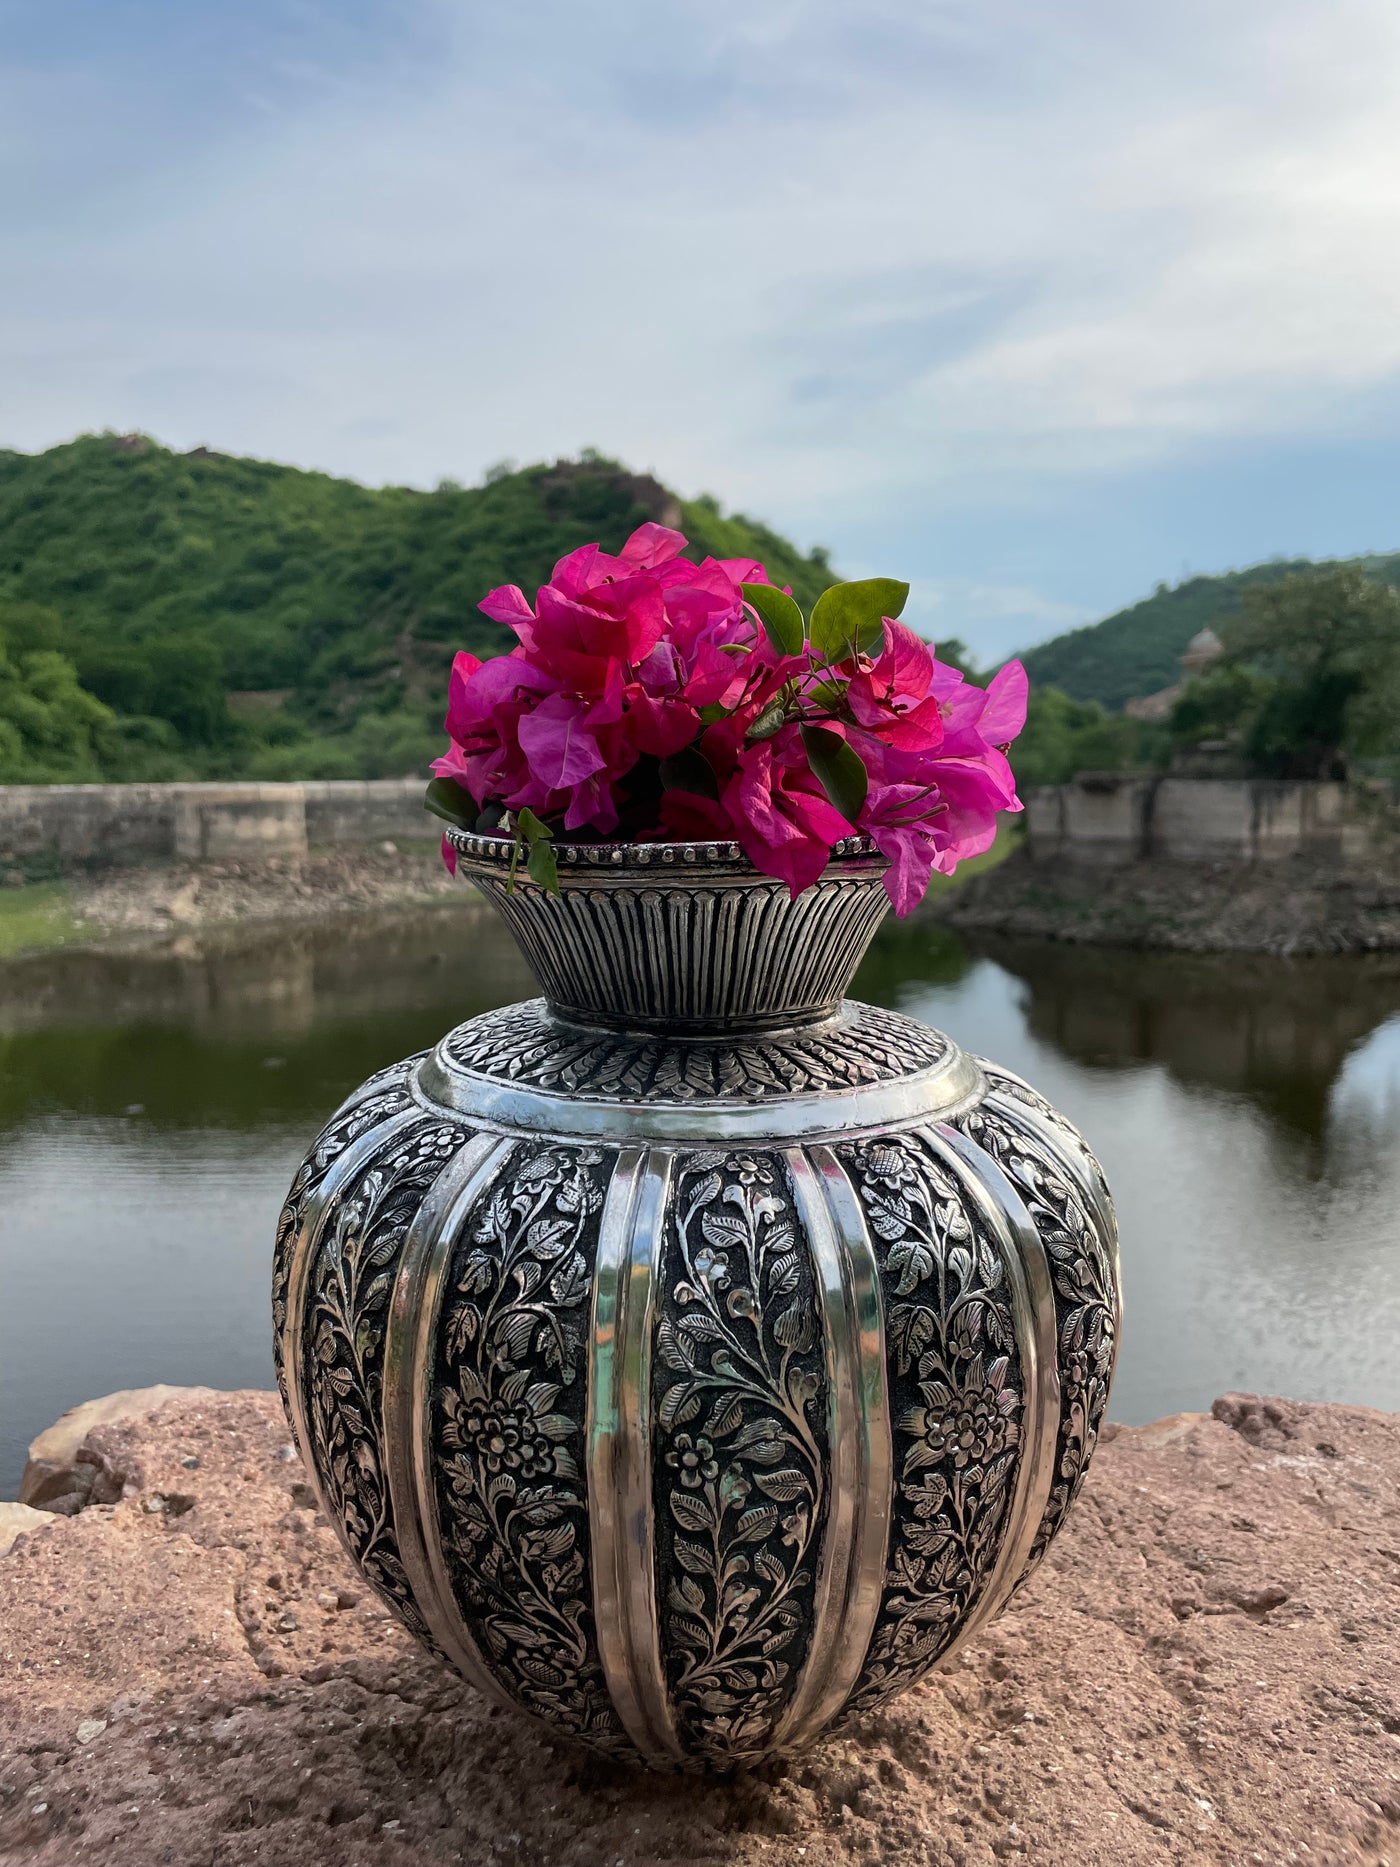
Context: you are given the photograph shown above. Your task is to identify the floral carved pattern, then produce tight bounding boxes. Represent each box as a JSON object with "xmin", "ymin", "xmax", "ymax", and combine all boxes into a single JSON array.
[
  {"xmin": 955, "ymin": 1101, "xmax": 1117, "ymax": 1575},
  {"xmin": 978, "ymin": 1062, "xmax": 1116, "ymax": 1223},
  {"xmin": 432, "ymin": 1144, "xmax": 625, "ymax": 1750},
  {"xmin": 273, "ymin": 1078, "xmax": 416, "ymax": 1438},
  {"xmin": 442, "ymin": 1000, "xmax": 947, "ymax": 1103},
  {"xmin": 839, "ymin": 1135, "xmax": 1023, "ymax": 1718},
  {"xmin": 652, "ymin": 1152, "xmax": 828, "ymax": 1765},
  {"xmin": 302, "ymin": 1117, "xmax": 472, "ymax": 1643}
]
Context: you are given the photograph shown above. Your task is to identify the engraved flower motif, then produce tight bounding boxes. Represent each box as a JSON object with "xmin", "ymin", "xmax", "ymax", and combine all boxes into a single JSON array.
[
  {"xmin": 693, "ymin": 1246, "xmax": 729, "ymax": 1287},
  {"xmin": 1061, "ymin": 1310, "xmax": 1115, "ymax": 1403},
  {"xmin": 466, "ymin": 1404, "xmax": 554, "ymax": 1477},
  {"xmin": 1061, "ymin": 1349, "xmax": 1090, "ymax": 1403},
  {"xmin": 442, "ymin": 1376, "xmax": 574, "ymax": 1480},
  {"xmin": 666, "ymin": 1432, "xmax": 719, "ymax": 1489},
  {"xmin": 730, "ymin": 1156, "xmax": 773, "ymax": 1188},
  {"xmin": 859, "ymin": 1142, "xmax": 920, "ymax": 1192},
  {"xmin": 904, "ymin": 1356, "xmax": 1019, "ymax": 1471}
]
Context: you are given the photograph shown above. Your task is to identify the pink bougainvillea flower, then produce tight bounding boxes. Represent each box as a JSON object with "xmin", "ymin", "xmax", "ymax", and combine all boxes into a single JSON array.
[
  {"xmin": 435, "ymin": 520, "xmax": 1028, "ymax": 916},
  {"xmin": 722, "ymin": 729, "xmax": 855, "ymax": 899},
  {"xmin": 850, "ymin": 657, "xmax": 1027, "ymax": 912},
  {"xmin": 437, "ymin": 649, "xmax": 557, "ymax": 814},
  {"xmin": 964, "ymin": 656, "xmax": 1029, "ymax": 747},
  {"xmin": 845, "ymin": 621, "xmax": 947, "ymax": 752},
  {"xmin": 617, "ymin": 521, "xmax": 689, "ymax": 569}
]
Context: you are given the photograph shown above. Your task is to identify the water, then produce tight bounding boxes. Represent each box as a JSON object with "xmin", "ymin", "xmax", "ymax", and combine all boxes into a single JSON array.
[{"xmin": 3, "ymin": 903, "xmax": 1399, "ymax": 1495}]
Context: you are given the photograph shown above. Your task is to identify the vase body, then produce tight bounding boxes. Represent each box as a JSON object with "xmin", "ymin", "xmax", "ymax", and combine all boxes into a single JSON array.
[{"xmin": 273, "ymin": 833, "xmax": 1120, "ymax": 1768}]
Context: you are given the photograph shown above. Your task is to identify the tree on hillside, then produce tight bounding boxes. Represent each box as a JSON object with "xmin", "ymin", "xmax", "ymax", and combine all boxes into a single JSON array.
[
  {"xmin": 1012, "ymin": 685, "xmax": 1155, "ymax": 788},
  {"xmin": 1221, "ymin": 569, "xmax": 1400, "ymax": 779},
  {"xmin": 0, "ymin": 617, "xmax": 119, "ymax": 782}
]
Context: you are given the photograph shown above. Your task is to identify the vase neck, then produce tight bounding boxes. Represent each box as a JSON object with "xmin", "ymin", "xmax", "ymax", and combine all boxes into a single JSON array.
[{"xmin": 448, "ymin": 834, "xmax": 891, "ymax": 1035}]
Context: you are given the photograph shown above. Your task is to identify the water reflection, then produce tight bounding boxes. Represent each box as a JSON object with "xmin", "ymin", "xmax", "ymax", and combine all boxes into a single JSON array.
[
  {"xmin": 2, "ymin": 905, "xmax": 1398, "ymax": 1495},
  {"xmin": 977, "ymin": 938, "xmax": 1400, "ymax": 1155},
  {"xmin": 0, "ymin": 904, "xmax": 535, "ymax": 1130}
]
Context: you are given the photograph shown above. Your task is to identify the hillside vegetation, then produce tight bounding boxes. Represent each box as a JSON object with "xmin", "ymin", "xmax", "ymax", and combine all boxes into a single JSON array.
[
  {"xmin": 8, "ymin": 428, "xmax": 1394, "ymax": 798},
  {"xmin": 0, "ymin": 434, "xmax": 836, "ymax": 783},
  {"xmin": 1022, "ymin": 553, "xmax": 1400, "ymax": 710}
]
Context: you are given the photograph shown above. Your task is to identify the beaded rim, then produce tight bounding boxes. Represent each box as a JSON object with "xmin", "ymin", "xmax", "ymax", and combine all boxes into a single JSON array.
[{"xmin": 445, "ymin": 827, "xmax": 882, "ymax": 873}]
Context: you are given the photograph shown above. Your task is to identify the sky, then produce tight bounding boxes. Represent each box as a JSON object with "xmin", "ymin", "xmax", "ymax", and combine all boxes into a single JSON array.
[{"xmin": 4, "ymin": 0, "xmax": 1400, "ymax": 663}]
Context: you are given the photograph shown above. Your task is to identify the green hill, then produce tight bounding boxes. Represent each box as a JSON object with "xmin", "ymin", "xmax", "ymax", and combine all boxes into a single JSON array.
[
  {"xmin": 1022, "ymin": 553, "xmax": 1400, "ymax": 710},
  {"xmin": 0, "ymin": 433, "xmax": 836, "ymax": 783}
]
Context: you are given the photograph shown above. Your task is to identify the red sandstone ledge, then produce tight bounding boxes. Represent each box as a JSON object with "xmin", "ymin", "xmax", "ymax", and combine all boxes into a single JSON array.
[{"xmin": 1, "ymin": 1388, "xmax": 1398, "ymax": 1866}]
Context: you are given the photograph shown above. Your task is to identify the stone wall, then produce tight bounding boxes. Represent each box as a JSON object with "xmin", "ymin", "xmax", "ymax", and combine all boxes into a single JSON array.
[
  {"xmin": 1027, "ymin": 775, "xmax": 1372, "ymax": 864},
  {"xmin": 0, "ymin": 778, "xmax": 431, "ymax": 872}
]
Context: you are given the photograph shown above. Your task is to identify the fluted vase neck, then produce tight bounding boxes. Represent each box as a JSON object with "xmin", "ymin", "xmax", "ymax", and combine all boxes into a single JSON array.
[{"xmin": 445, "ymin": 831, "xmax": 891, "ymax": 1035}]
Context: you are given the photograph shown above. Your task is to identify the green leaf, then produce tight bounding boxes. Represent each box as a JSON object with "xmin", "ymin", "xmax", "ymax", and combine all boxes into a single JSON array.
[
  {"xmin": 515, "ymin": 805, "xmax": 554, "ymax": 844},
  {"xmin": 526, "ymin": 837, "xmax": 559, "ymax": 893},
  {"xmin": 697, "ymin": 702, "xmax": 730, "ymax": 726},
  {"xmin": 741, "ymin": 581, "xmax": 805, "ymax": 656},
  {"xmin": 800, "ymin": 723, "xmax": 868, "ymax": 824},
  {"xmin": 659, "ymin": 746, "xmax": 720, "ymax": 800},
  {"xmin": 808, "ymin": 577, "xmax": 909, "ymax": 662},
  {"xmin": 423, "ymin": 775, "xmax": 477, "ymax": 829}
]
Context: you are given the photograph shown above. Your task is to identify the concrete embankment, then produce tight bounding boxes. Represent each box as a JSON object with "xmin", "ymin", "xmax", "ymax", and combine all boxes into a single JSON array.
[
  {"xmin": 927, "ymin": 775, "xmax": 1400, "ymax": 953},
  {"xmin": 0, "ymin": 780, "xmax": 469, "ymax": 959},
  {"xmin": 0, "ymin": 778, "xmax": 430, "ymax": 874},
  {"xmin": 1024, "ymin": 774, "xmax": 1372, "ymax": 866},
  {"xmin": 2, "ymin": 1385, "xmax": 1397, "ymax": 1864}
]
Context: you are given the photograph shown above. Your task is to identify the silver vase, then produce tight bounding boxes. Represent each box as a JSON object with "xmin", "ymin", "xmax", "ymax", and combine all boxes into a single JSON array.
[{"xmin": 273, "ymin": 834, "xmax": 1120, "ymax": 1768}]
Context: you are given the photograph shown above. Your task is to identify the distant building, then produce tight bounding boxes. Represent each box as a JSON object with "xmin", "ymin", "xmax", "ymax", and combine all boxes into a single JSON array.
[{"xmin": 1124, "ymin": 627, "xmax": 1225, "ymax": 722}]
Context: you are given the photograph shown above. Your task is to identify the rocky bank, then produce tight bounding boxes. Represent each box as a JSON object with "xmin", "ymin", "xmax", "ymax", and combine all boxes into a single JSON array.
[
  {"xmin": 2, "ymin": 1388, "xmax": 1398, "ymax": 1866},
  {"xmin": 42, "ymin": 842, "xmax": 461, "ymax": 952},
  {"xmin": 932, "ymin": 848, "xmax": 1400, "ymax": 955}
]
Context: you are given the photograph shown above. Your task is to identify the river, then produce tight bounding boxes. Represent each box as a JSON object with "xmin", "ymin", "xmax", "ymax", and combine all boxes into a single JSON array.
[{"xmin": 3, "ymin": 902, "xmax": 1399, "ymax": 1494}]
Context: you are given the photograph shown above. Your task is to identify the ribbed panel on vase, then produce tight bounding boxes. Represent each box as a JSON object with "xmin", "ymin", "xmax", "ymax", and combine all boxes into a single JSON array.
[{"xmin": 450, "ymin": 835, "xmax": 892, "ymax": 1032}]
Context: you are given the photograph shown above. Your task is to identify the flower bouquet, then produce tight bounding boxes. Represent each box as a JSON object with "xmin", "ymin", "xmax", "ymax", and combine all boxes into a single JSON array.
[{"xmin": 425, "ymin": 522, "xmax": 1026, "ymax": 915}]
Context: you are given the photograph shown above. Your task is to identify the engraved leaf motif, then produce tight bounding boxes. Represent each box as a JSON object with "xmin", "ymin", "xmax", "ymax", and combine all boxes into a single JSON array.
[
  {"xmin": 767, "ymin": 1253, "xmax": 801, "ymax": 1297},
  {"xmin": 458, "ymin": 1249, "xmax": 496, "ymax": 1296},
  {"xmin": 549, "ymin": 1253, "xmax": 589, "ymax": 1306},
  {"xmin": 670, "ymin": 1575, "xmax": 707, "ymax": 1615},
  {"xmin": 445, "ymin": 1302, "xmax": 478, "ymax": 1359},
  {"xmin": 773, "ymin": 1303, "xmax": 816, "ymax": 1352},
  {"xmin": 887, "ymin": 1238, "xmax": 936, "ymax": 1294},
  {"xmin": 735, "ymin": 1505, "xmax": 780, "ymax": 1543},
  {"xmin": 701, "ymin": 1207, "xmax": 750, "ymax": 1249},
  {"xmin": 703, "ymin": 1393, "xmax": 745, "ymax": 1438},
  {"xmin": 657, "ymin": 1320, "xmax": 692, "ymax": 1374},
  {"xmin": 659, "ymin": 1382, "xmax": 704, "ymax": 1428},
  {"xmin": 754, "ymin": 1469, "xmax": 808, "ymax": 1502},
  {"xmin": 526, "ymin": 1216, "xmax": 574, "ymax": 1259},
  {"xmin": 670, "ymin": 1491, "xmax": 717, "ymax": 1534}
]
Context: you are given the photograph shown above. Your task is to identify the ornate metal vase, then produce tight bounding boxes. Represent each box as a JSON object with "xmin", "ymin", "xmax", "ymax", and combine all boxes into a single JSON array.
[{"xmin": 273, "ymin": 833, "xmax": 1120, "ymax": 1769}]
